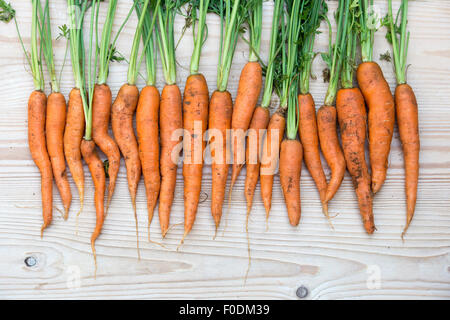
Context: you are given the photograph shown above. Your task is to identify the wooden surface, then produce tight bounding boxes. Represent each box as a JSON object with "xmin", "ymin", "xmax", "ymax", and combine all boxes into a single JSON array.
[{"xmin": 0, "ymin": 0, "xmax": 449, "ymax": 300}]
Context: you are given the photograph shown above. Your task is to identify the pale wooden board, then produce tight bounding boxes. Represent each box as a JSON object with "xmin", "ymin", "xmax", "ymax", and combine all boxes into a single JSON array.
[{"xmin": 0, "ymin": 0, "xmax": 449, "ymax": 300}]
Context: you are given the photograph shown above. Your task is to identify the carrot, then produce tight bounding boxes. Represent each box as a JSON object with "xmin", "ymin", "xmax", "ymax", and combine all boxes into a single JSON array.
[
  {"xmin": 260, "ymin": 109, "xmax": 285, "ymax": 219},
  {"xmin": 159, "ymin": 85, "xmax": 182, "ymax": 236},
  {"xmin": 64, "ymin": 88, "xmax": 85, "ymax": 214},
  {"xmin": 244, "ymin": 106, "xmax": 269, "ymax": 216},
  {"xmin": 29, "ymin": 91, "xmax": 53, "ymax": 236},
  {"xmin": 317, "ymin": 0, "xmax": 351, "ymax": 205},
  {"xmin": 336, "ymin": 8, "xmax": 374, "ymax": 234},
  {"xmin": 357, "ymin": 62, "xmax": 395, "ymax": 194},
  {"xmin": 357, "ymin": 0, "xmax": 395, "ymax": 194},
  {"xmin": 230, "ymin": 62, "xmax": 262, "ymax": 190},
  {"xmin": 38, "ymin": 1, "xmax": 72, "ymax": 219},
  {"xmin": 65, "ymin": 0, "xmax": 90, "ymax": 216},
  {"xmin": 180, "ymin": 0, "xmax": 210, "ymax": 240},
  {"xmin": 111, "ymin": 84, "xmax": 141, "ymax": 253},
  {"xmin": 244, "ymin": 0, "xmax": 282, "ymax": 220},
  {"xmin": 337, "ymin": 89, "xmax": 374, "ymax": 233},
  {"xmin": 387, "ymin": 0, "xmax": 420, "ymax": 236},
  {"xmin": 207, "ymin": 0, "xmax": 249, "ymax": 231},
  {"xmin": 80, "ymin": 139, "xmax": 105, "ymax": 276},
  {"xmin": 92, "ymin": 84, "xmax": 120, "ymax": 211},
  {"xmin": 183, "ymin": 74, "xmax": 209, "ymax": 238},
  {"xmin": 209, "ymin": 90, "xmax": 233, "ymax": 229},
  {"xmin": 46, "ymin": 93, "xmax": 71, "ymax": 218},
  {"xmin": 280, "ymin": 139, "xmax": 303, "ymax": 226},
  {"xmin": 134, "ymin": 1, "xmax": 160, "ymax": 239},
  {"xmin": 317, "ymin": 105, "xmax": 346, "ymax": 202},
  {"xmin": 137, "ymin": 85, "xmax": 161, "ymax": 237},
  {"xmin": 18, "ymin": 0, "xmax": 54, "ymax": 235},
  {"xmin": 156, "ymin": 3, "xmax": 183, "ymax": 238}
]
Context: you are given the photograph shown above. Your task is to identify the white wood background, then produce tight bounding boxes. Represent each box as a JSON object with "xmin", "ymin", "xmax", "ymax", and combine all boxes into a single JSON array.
[{"xmin": 0, "ymin": 0, "xmax": 449, "ymax": 300}]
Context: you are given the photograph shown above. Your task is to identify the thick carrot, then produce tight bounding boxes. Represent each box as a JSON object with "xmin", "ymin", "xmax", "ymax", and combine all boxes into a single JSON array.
[
  {"xmin": 111, "ymin": 83, "xmax": 141, "ymax": 258},
  {"xmin": 28, "ymin": 90, "xmax": 53, "ymax": 236},
  {"xmin": 209, "ymin": 90, "xmax": 232, "ymax": 229},
  {"xmin": 183, "ymin": 74, "xmax": 209, "ymax": 238},
  {"xmin": 80, "ymin": 139, "xmax": 105, "ymax": 276},
  {"xmin": 244, "ymin": 106, "xmax": 270, "ymax": 216},
  {"xmin": 337, "ymin": 88, "xmax": 374, "ymax": 234},
  {"xmin": 279, "ymin": 139, "xmax": 303, "ymax": 226},
  {"xmin": 230, "ymin": 61, "xmax": 262, "ymax": 189},
  {"xmin": 92, "ymin": 84, "xmax": 120, "ymax": 211},
  {"xmin": 159, "ymin": 84, "xmax": 182, "ymax": 236},
  {"xmin": 46, "ymin": 92, "xmax": 71, "ymax": 219},
  {"xmin": 317, "ymin": 105, "xmax": 346, "ymax": 202},
  {"xmin": 357, "ymin": 62, "xmax": 395, "ymax": 194},
  {"xmin": 395, "ymin": 84, "xmax": 419, "ymax": 235},
  {"xmin": 260, "ymin": 109, "xmax": 285, "ymax": 219},
  {"xmin": 136, "ymin": 85, "xmax": 160, "ymax": 237},
  {"xmin": 298, "ymin": 94, "xmax": 328, "ymax": 214},
  {"xmin": 64, "ymin": 88, "xmax": 85, "ymax": 213}
]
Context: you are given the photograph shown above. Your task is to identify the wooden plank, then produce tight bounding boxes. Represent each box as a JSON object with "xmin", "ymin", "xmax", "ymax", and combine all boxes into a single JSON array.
[{"xmin": 0, "ymin": 0, "xmax": 449, "ymax": 299}]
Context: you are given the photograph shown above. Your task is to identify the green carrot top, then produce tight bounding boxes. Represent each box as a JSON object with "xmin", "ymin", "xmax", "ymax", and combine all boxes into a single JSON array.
[
  {"xmin": 246, "ymin": 0, "xmax": 262, "ymax": 63},
  {"xmin": 189, "ymin": 0, "xmax": 210, "ymax": 75},
  {"xmin": 298, "ymin": 0, "xmax": 327, "ymax": 95},
  {"xmin": 386, "ymin": 0, "xmax": 410, "ymax": 85},
  {"xmin": 260, "ymin": 0, "xmax": 283, "ymax": 109},
  {"xmin": 322, "ymin": 0, "xmax": 351, "ymax": 106},
  {"xmin": 341, "ymin": 1, "xmax": 358, "ymax": 89},
  {"xmin": 359, "ymin": 0, "xmax": 381, "ymax": 63}
]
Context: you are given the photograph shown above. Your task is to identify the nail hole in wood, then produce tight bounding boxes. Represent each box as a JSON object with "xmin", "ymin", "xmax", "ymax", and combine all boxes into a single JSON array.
[
  {"xmin": 296, "ymin": 285, "xmax": 308, "ymax": 299},
  {"xmin": 24, "ymin": 256, "xmax": 37, "ymax": 267}
]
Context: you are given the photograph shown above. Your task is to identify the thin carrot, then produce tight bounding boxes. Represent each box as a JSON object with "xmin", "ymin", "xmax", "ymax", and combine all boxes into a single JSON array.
[
  {"xmin": 318, "ymin": 0, "xmax": 349, "ymax": 204},
  {"xmin": 337, "ymin": 7, "xmax": 374, "ymax": 234},
  {"xmin": 18, "ymin": 0, "xmax": 54, "ymax": 235},
  {"xmin": 357, "ymin": 0, "xmax": 395, "ymax": 194},
  {"xmin": 181, "ymin": 0, "xmax": 210, "ymax": 240},
  {"xmin": 229, "ymin": 1, "xmax": 262, "ymax": 218},
  {"xmin": 39, "ymin": 0, "xmax": 72, "ymax": 219},
  {"xmin": 112, "ymin": 0, "xmax": 155, "ymax": 258},
  {"xmin": 207, "ymin": 0, "xmax": 250, "ymax": 232},
  {"xmin": 46, "ymin": 93, "xmax": 71, "ymax": 218},
  {"xmin": 29, "ymin": 91, "xmax": 53, "ymax": 236},
  {"xmin": 297, "ymin": 0, "xmax": 328, "ymax": 222},
  {"xmin": 244, "ymin": 0, "xmax": 282, "ymax": 220},
  {"xmin": 387, "ymin": 0, "xmax": 420, "ymax": 237},
  {"xmin": 92, "ymin": 0, "xmax": 123, "ymax": 212},
  {"xmin": 156, "ymin": 2, "xmax": 183, "ymax": 238},
  {"xmin": 209, "ymin": 90, "xmax": 233, "ymax": 230},
  {"xmin": 260, "ymin": 109, "xmax": 285, "ymax": 219},
  {"xmin": 135, "ymin": 1, "xmax": 160, "ymax": 239},
  {"xmin": 65, "ymin": 1, "xmax": 90, "ymax": 217}
]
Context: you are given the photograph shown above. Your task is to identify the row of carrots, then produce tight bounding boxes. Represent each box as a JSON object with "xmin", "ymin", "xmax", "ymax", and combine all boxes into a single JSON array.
[{"xmin": 5, "ymin": 0, "xmax": 419, "ymax": 273}]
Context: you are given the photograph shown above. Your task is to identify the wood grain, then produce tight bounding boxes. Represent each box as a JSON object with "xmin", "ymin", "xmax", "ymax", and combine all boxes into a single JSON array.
[{"xmin": 0, "ymin": 0, "xmax": 449, "ymax": 299}]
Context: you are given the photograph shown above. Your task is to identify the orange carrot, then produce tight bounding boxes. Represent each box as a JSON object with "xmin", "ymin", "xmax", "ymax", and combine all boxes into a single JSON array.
[
  {"xmin": 136, "ymin": 85, "xmax": 160, "ymax": 237},
  {"xmin": 183, "ymin": 74, "xmax": 209, "ymax": 238},
  {"xmin": 28, "ymin": 90, "xmax": 53, "ymax": 236},
  {"xmin": 209, "ymin": 90, "xmax": 232, "ymax": 229},
  {"xmin": 92, "ymin": 84, "xmax": 120, "ymax": 211},
  {"xmin": 46, "ymin": 92, "xmax": 71, "ymax": 219},
  {"xmin": 357, "ymin": 62, "xmax": 395, "ymax": 194},
  {"xmin": 111, "ymin": 83, "xmax": 141, "ymax": 258},
  {"xmin": 298, "ymin": 94, "xmax": 328, "ymax": 214},
  {"xmin": 230, "ymin": 61, "xmax": 262, "ymax": 190},
  {"xmin": 64, "ymin": 88, "xmax": 85, "ymax": 214},
  {"xmin": 244, "ymin": 106, "xmax": 270, "ymax": 216},
  {"xmin": 395, "ymin": 84, "xmax": 419, "ymax": 236},
  {"xmin": 279, "ymin": 139, "xmax": 303, "ymax": 226},
  {"xmin": 317, "ymin": 105, "xmax": 346, "ymax": 202},
  {"xmin": 159, "ymin": 84, "xmax": 183, "ymax": 236},
  {"xmin": 80, "ymin": 139, "xmax": 105, "ymax": 275},
  {"xmin": 260, "ymin": 109, "xmax": 285, "ymax": 219},
  {"xmin": 337, "ymin": 88, "xmax": 374, "ymax": 234}
]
